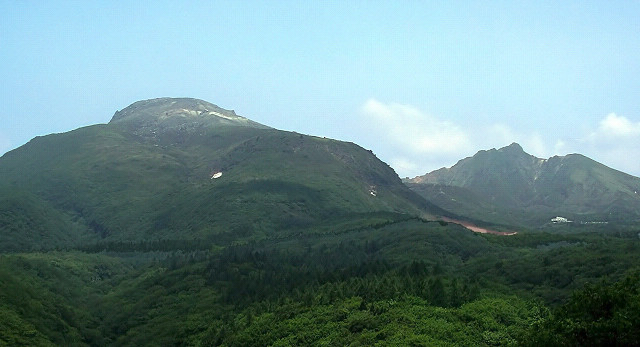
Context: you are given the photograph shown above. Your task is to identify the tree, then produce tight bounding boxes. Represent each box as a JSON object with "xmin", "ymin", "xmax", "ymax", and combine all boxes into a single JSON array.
[{"xmin": 527, "ymin": 272, "xmax": 640, "ymax": 346}]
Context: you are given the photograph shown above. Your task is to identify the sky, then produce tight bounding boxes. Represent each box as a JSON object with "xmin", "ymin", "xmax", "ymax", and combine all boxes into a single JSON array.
[{"xmin": 1, "ymin": 1, "xmax": 639, "ymax": 178}]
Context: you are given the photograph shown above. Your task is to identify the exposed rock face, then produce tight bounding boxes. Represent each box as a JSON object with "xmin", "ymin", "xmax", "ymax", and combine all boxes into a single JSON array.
[{"xmin": 109, "ymin": 97, "xmax": 269, "ymax": 137}]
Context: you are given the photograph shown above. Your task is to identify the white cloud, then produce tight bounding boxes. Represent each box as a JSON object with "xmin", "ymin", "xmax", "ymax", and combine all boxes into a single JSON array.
[
  {"xmin": 552, "ymin": 140, "xmax": 567, "ymax": 155},
  {"xmin": 361, "ymin": 99, "xmax": 471, "ymax": 155},
  {"xmin": 523, "ymin": 133, "xmax": 548, "ymax": 158},
  {"xmin": 494, "ymin": 113, "xmax": 640, "ymax": 176},
  {"xmin": 575, "ymin": 113, "xmax": 640, "ymax": 175},
  {"xmin": 359, "ymin": 99, "xmax": 640, "ymax": 178},
  {"xmin": 361, "ymin": 99, "xmax": 538, "ymax": 177},
  {"xmin": 598, "ymin": 113, "xmax": 640, "ymax": 137}
]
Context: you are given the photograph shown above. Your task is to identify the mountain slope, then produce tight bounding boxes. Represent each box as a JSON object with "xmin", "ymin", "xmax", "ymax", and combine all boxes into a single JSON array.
[
  {"xmin": 406, "ymin": 143, "xmax": 640, "ymax": 227},
  {"xmin": 0, "ymin": 97, "xmax": 437, "ymax": 251}
]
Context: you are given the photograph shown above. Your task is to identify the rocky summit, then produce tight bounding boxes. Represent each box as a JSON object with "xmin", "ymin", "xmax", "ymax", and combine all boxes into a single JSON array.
[{"xmin": 109, "ymin": 97, "xmax": 269, "ymax": 137}]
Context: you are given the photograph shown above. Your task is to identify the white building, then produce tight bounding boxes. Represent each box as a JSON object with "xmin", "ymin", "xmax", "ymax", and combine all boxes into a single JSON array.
[{"xmin": 551, "ymin": 216, "xmax": 571, "ymax": 223}]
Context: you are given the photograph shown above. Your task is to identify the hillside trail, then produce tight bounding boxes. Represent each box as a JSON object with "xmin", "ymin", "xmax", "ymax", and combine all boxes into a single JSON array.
[{"xmin": 441, "ymin": 217, "xmax": 517, "ymax": 236}]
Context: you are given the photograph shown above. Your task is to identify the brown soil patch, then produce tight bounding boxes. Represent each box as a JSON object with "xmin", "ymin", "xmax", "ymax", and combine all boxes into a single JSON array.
[{"xmin": 441, "ymin": 217, "xmax": 517, "ymax": 236}]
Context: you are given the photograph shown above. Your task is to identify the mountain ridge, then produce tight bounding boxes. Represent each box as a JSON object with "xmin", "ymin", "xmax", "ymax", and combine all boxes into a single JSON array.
[{"xmin": 406, "ymin": 143, "xmax": 640, "ymax": 227}]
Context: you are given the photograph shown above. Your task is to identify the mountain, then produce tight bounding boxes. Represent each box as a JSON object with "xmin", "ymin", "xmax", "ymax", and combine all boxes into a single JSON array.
[
  {"xmin": 406, "ymin": 143, "xmax": 640, "ymax": 228},
  {"xmin": 0, "ymin": 97, "xmax": 437, "ymax": 251},
  {"xmin": 3, "ymin": 101, "xmax": 640, "ymax": 346}
]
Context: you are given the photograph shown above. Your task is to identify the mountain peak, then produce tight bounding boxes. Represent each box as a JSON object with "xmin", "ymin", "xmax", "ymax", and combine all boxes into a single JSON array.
[
  {"xmin": 109, "ymin": 97, "xmax": 268, "ymax": 135},
  {"xmin": 499, "ymin": 142, "xmax": 524, "ymax": 153},
  {"xmin": 407, "ymin": 142, "xmax": 640, "ymax": 227},
  {"xmin": 110, "ymin": 97, "xmax": 240, "ymax": 123}
]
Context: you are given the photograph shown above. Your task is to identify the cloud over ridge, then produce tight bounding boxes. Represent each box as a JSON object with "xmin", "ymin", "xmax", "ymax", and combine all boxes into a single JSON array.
[
  {"xmin": 361, "ymin": 98, "xmax": 470, "ymax": 155},
  {"xmin": 360, "ymin": 99, "xmax": 640, "ymax": 178},
  {"xmin": 597, "ymin": 113, "xmax": 640, "ymax": 138}
]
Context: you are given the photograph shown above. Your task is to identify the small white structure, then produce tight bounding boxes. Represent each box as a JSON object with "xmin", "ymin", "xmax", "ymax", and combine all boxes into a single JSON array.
[{"xmin": 551, "ymin": 216, "xmax": 571, "ymax": 223}]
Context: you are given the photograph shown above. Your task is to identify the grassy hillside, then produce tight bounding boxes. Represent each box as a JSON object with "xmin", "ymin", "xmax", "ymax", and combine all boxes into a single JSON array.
[{"xmin": 0, "ymin": 98, "xmax": 436, "ymax": 251}]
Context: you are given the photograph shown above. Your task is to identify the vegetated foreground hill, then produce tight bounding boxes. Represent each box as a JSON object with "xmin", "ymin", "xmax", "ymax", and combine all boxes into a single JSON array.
[
  {"xmin": 406, "ymin": 143, "xmax": 640, "ymax": 228},
  {"xmin": 0, "ymin": 97, "xmax": 439, "ymax": 251}
]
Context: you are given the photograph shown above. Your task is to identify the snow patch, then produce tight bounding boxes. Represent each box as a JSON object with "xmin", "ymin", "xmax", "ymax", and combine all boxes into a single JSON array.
[{"xmin": 208, "ymin": 111, "xmax": 240, "ymax": 121}]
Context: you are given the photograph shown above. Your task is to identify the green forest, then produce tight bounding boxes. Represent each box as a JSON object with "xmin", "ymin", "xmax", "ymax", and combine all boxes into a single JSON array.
[
  {"xmin": 2, "ymin": 98, "xmax": 640, "ymax": 345},
  {"xmin": 2, "ymin": 214, "xmax": 639, "ymax": 346}
]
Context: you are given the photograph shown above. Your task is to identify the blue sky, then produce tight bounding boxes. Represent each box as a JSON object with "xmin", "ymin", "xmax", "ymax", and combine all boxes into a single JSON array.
[{"xmin": 1, "ymin": 1, "xmax": 639, "ymax": 177}]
